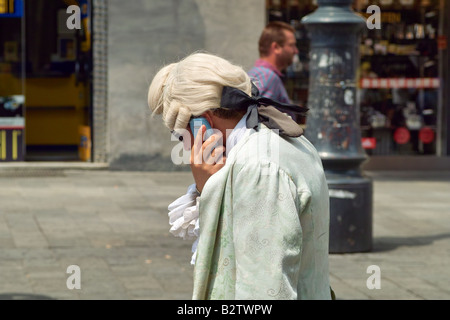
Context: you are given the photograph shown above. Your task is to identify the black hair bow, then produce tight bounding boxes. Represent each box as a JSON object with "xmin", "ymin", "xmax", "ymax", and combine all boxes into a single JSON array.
[{"xmin": 220, "ymin": 83, "xmax": 309, "ymax": 137}]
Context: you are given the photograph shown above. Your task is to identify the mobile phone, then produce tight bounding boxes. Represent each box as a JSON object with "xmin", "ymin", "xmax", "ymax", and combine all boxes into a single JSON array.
[{"xmin": 190, "ymin": 117, "xmax": 213, "ymax": 141}]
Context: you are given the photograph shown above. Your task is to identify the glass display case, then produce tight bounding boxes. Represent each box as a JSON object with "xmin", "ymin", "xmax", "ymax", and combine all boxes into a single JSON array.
[
  {"xmin": 356, "ymin": 0, "xmax": 441, "ymax": 156},
  {"xmin": 0, "ymin": 0, "xmax": 25, "ymax": 161},
  {"xmin": 266, "ymin": 0, "xmax": 445, "ymax": 157}
]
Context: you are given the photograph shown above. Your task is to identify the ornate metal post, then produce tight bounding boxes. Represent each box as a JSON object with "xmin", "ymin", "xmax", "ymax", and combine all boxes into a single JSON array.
[{"xmin": 302, "ymin": 0, "xmax": 373, "ymax": 253}]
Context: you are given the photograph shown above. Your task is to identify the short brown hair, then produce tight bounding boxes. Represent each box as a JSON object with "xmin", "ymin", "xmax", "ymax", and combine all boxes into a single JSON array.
[
  {"xmin": 213, "ymin": 108, "xmax": 246, "ymax": 120},
  {"xmin": 258, "ymin": 21, "xmax": 295, "ymax": 57}
]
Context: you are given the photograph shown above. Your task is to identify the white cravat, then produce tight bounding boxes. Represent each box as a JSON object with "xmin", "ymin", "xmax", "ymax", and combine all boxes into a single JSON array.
[
  {"xmin": 167, "ymin": 111, "xmax": 249, "ymax": 265},
  {"xmin": 167, "ymin": 184, "xmax": 200, "ymax": 265}
]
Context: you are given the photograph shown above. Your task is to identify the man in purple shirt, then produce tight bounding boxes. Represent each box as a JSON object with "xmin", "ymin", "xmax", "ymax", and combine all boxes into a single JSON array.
[{"xmin": 248, "ymin": 21, "xmax": 299, "ymax": 105}]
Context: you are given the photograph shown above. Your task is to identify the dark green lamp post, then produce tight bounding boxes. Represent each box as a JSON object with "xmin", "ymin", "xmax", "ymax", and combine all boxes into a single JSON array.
[{"xmin": 302, "ymin": 0, "xmax": 373, "ymax": 253}]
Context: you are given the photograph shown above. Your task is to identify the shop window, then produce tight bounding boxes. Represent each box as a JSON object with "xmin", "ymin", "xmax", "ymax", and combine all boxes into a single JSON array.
[
  {"xmin": 357, "ymin": 0, "xmax": 441, "ymax": 156},
  {"xmin": 0, "ymin": 0, "xmax": 25, "ymax": 161},
  {"xmin": 1, "ymin": 0, "xmax": 93, "ymax": 162},
  {"xmin": 266, "ymin": 0, "xmax": 443, "ymax": 156}
]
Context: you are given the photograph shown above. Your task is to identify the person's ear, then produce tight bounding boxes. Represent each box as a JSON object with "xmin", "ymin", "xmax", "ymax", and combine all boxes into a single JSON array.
[
  {"xmin": 203, "ymin": 111, "xmax": 215, "ymax": 128},
  {"xmin": 271, "ymin": 41, "xmax": 282, "ymax": 54}
]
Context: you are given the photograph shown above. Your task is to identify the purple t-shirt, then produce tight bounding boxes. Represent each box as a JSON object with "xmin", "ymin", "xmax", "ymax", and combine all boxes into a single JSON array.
[{"xmin": 248, "ymin": 59, "xmax": 291, "ymax": 104}]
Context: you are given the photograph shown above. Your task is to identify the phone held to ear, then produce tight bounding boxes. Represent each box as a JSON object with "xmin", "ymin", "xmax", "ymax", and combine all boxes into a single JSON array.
[{"xmin": 190, "ymin": 117, "xmax": 213, "ymax": 141}]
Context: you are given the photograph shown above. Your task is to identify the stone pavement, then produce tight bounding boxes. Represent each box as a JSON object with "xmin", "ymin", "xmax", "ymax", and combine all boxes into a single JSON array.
[{"xmin": 0, "ymin": 167, "xmax": 449, "ymax": 300}]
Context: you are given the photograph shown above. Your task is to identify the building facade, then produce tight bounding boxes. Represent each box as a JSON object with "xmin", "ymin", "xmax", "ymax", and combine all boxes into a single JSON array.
[
  {"xmin": 0, "ymin": 0, "xmax": 448, "ymax": 170},
  {"xmin": 0, "ymin": 0, "xmax": 265, "ymax": 169}
]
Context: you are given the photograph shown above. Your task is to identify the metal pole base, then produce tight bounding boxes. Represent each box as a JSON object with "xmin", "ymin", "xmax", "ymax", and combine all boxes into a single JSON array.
[{"xmin": 327, "ymin": 172, "xmax": 373, "ymax": 253}]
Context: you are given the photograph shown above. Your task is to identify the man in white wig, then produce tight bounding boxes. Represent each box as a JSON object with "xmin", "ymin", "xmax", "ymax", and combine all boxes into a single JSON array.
[{"xmin": 148, "ymin": 52, "xmax": 332, "ymax": 300}]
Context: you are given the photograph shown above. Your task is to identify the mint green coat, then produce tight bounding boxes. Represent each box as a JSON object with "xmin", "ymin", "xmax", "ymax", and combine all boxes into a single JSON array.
[{"xmin": 193, "ymin": 125, "xmax": 331, "ymax": 300}]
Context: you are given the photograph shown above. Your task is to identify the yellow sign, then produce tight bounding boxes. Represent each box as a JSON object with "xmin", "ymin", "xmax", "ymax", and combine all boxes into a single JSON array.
[
  {"xmin": 0, "ymin": 130, "xmax": 5, "ymax": 160},
  {"xmin": 0, "ymin": 0, "xmax": 7, "ymax": 14},
  {"xmin": 360, "ymin": 11, "xmax": 401, "ymax": 24},
  {"xmin": 0, "ymin": 129, "xmax": 22, "ymax": 161},
  {"xmin": 78, "ymin": 125, "xmax": 91, "ymax": 161},
  {"xmin": 0, "ymin": 0, "xmax": 15, "ymax": 14},
  {"xmin": 12, "ymin": 130, "xmax": 20, "ymax": 159}
]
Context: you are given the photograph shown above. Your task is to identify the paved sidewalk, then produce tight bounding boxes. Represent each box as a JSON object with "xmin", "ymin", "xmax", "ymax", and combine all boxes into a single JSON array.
[{"xmin": 0, "ymin": 168, "xmax": 449, "ymax": 300}]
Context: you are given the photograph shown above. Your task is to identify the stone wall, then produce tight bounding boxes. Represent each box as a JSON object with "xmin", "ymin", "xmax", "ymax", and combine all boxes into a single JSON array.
[{"xmin": 107, "ymin": 0, "xmax": 265, "ymax": 170}]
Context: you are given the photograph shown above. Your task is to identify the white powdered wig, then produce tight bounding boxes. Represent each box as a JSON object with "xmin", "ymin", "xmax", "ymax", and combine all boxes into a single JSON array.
[{"xmin": 148, "ymin": 52, "xmax": 252, "ymax": 131}]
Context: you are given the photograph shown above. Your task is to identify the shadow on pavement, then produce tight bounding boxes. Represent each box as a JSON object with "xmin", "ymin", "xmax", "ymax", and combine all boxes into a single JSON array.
[
  {"xmin": 372, "ymin": 232, "xmax": 450, "ymax": 252},
  {"xmin": 0, "ymin": 293, "xmax": 56, "ymax": 300}
]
